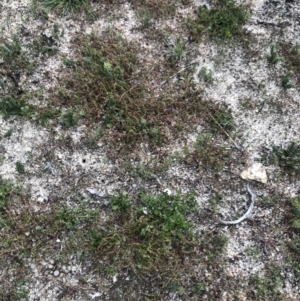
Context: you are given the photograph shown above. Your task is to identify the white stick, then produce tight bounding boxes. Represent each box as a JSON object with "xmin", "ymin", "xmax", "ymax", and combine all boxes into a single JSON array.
[{"xmin": 220, "ymin": 184, "xmax": 256, "ymax": 225}]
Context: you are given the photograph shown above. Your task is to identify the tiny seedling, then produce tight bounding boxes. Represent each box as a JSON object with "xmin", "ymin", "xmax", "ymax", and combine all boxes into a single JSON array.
[
  {"xmin": 59, "ymin": 107, "xmax": 79, "ymax": 127},
  {"xmin": 266, "ymin": 44, "xmax": 283, "ymax": 64},
  {"xmin": 198, "ymin": 66, "xmax": 214, "ymax": 84},
  {"xmin": 281, "ymin": 71, "xmax": 293, "ymax": 90},
  {"xmin": 137, "ymin": 10, "xmax": 154, "ymax": 28},
  {"xmin": 166, "ymin": 37, "xmax": 186, "ymax": 65},
  {"xmin": 291, "ymin": 197, "xmax": 300, "ymax": 229},
  {"xmin": 16, "ymin": 161, "xmax": 25, "ymax": 174}
]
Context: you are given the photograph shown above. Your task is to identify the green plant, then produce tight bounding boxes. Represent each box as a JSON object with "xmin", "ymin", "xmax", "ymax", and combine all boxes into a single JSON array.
[
  {"xmin": 0, "ymin": 178, "xmax": 13, "ymax": 212},
  {"xmin": 291, "ymin": 197, "xmax": 300, "ymax": 229},
  {"xmin": 198, "ymin": 66, "xmax": 214, "ymax": 84},
  {"xmin": 0, "ymin": 96, "xmax": 34, "ymax": 118},
  {"xmin": 137, "ymin": 10, "xmax": 154, "ymax": 28},
  {"xmin": 251, "ymin": 265, "xmax": 282, "ymax": 298},
  {"xmin": 281, "ymin": 70, "xmax": 293, "ymax": 90},
  {"xmin": 184, "ymin": 133, "xmax": 232, "ymax": 171},
  {"xmin": 206, "ymin": 105, "xmax": 236, "ymax": 134},
  {"xmin": 59, "ymin": 107, "xmax": 80, "ymax": 127},
  {"xmin": 16, "ymin": 161, "xmax": 25, "ymax": 175},
  {"xmin": 270, "ymin": 142, "xmax": 300, "ymax": 175},
  {"xmin": 4, "ymin": 128, "xmax": 13, "ymax": 138},
  {"xmin": 166, "ymin": 37, "xmax": 186, "ymax": 65},
  {"xmin": 209, "ymin": 191, "xmax": 222, "ymax": 211},
  {"xmin": 41, "ymin": 0, "xmax": 88, "ymax": 13},
  {"xmin": 85, "ymin": 126, "xmax": 103, "ymax": 148},
  {"xmin": 188, "ymin": 0, "xmax": 250, "ymax": 41},
  {"xmin": 87, "ymin": 190, "xmax": 200, "ymax": 291},
  {"xmin": 266, "ymin": 44, "xmax": 283, "ymax": 64}
]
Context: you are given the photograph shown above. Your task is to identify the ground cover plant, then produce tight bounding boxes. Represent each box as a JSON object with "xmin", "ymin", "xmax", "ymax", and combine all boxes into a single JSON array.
[
  {"xmin": 1, "ymin": 0, "xmax": 300, "ymax": 299},
  {"xmin": 188, "ymin": 0, "xmax": 250, "ymax": 41}
]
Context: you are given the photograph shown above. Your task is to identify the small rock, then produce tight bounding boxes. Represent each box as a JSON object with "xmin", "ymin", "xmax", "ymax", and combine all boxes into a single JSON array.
[
  {"xmin": 240, "ymin": 163, "xmax": 267, "ymax": 183},
  {"xmin": 54, "ymin": 270, "xmax": 60, "ymax": 277}
]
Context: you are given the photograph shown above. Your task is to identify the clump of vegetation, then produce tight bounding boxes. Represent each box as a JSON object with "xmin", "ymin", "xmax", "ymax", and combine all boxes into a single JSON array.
[
  {"xmin": 0, "ymin": 96, "xmax": 34, "ymax": 119},
  {"xmin": 188, "ymin": 0, "xmax": 250, "ymax": 41},
  {"xmin": 281, "ymin": 70, "xmax": 294, "ymax": 90},
  {"xmin": 291, "ymin": 197, "xmax": 300, "ymax": 229},
  {"xmin": 52, "ymin": 30, "xmax": 233, "ymax": 153},
  {"xmin": 250, "ymin": 265, "xmax": 282, "ymax": 298},
  {"xmin": 198, "ymin": 66, "xmax": 214, "ymax": 84},
  {"xmin": 15, "ymin": 161, "xmax": 25, "ymax": 175},
  {"xmin": 89, "ymin": 191, "xmax": 198, "ymax": 275},
  {"xmin": 183, "ymin": 133, "xmax": 233, "ymax": 171},
  {"xmin": 40, "ymin": 0, "xmax": 89, "ymax": 14},
  {"xmin": 266, "ymin": 43, "xmax": 283, "ymax": 64},
  {"xmin": 0, "ymin": 178, "xmax": 13, "ymax": 212},
  {"xmin": 264, "ymin": 142, "xmax": 300, "ymax": 175}
]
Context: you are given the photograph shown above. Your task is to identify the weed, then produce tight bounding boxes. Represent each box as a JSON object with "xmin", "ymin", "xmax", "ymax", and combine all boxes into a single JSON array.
[
  {"xmin": 166, "ymin": 37, "xmax": 186, "ymax": 65},
  {"xmin": 251, "ymin": 265, "xmax": 282, "ymax": 298},
  {"xmin": 40, "ymin": 0, "xmax": 89, "ymax": 14},
  {"xmin": 59, "ymin": 107, "xmax": 80, "ymax": 127},
  {"xmin": 188, "ymin": 0, "xmax": 250, "ymax": 41},
  {"xmin": 63, "ymin": 58, "xmax": 78, "ymax": 68},
  {"xmin": 31, "ymin": 34, "xmax": 59, "ymax": 56},
  {"xmin": 128, "ymin": 162, "xmax": 157, "ymax": 180},
  {"xmin": 281, "ymin": 70, "xmax": 293, "ymax": 90},
  {"xmin": 198, "ymin": 66, "xmax": 214, "ymax": 84},
  {"xmin": 209, "ymin": 105, "xmax": 236, "ymax": 133},
  {"xmin": 4, "ymin": 128, "xmax": 13, "ymax": 138},
  {"xmin": 85, "ymin": 126, "xmax": 103, "ymax": 149},
  {"xmin": 86, "ymin": 191, "xmax": 200, "ymax": 291},
  {"xmin": 183, "ymin": 133, "xmax": 232, "ymax": 171},
  {"xmin": 36, "ymin": 107, "xmax": 61, "ymax": 126},
  {"xmin": 209, "ymin": 191, "xmax": 223, "ymax": 211},
  {"xmin": 266, "ymin": 43, "xmax": 283, "ymax": 64},
  {"xmin": 0, "ymin": 178, "xmax": 13, "ymax": 212},
  {"xmin": 246, "ymin": 246, "xmax": 261, "ymax": 258},
  {"xmin": 266, "ymin": 142, "xmax": 300, "ymax": 175},
  {"xmin": 137, "ymin": 10, "xmax": 154, "ymax": 28},
  {"xmin": 291, "ymin": 197, "xmax": 300, "ymax": 229},
  {"xmin": 16, "ymin": 161, "xmax": 25, "ymax": 175},
  {"xmin": 279, "ymin": 43, "xmax": 300, "ymax": 86},
  {"xmin": 52, "ymin": 22, "xmax": 64, "ymax": 39},
  {"xmin": 0, "ymin": 96, "xmax": 34, "ymax": 118}
]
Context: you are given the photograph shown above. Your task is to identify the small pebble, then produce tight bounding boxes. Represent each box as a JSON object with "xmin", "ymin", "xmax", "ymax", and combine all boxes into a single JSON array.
[{"xmin": 54, "ymin": 270, "xmax": 60, "ymax": 277}]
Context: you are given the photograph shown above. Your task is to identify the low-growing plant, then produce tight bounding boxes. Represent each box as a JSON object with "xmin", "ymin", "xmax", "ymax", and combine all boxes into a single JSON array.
[
  {"xmin": 59, "ymin": 107, "xmax": 80, "ymax": 127},
  {"xmin": 198, "ymin": 66, "xmax": 214, "ymax": 84},
  {"xmin": 188, "ymin": 0, "xmax": 250, "ymax": 41},
  {"xmin": 266, "ymin": 43, "xmax": 283, "ymax": 64},
  {"xmin": 0, "ymin": 178, "xmax": 13, "ymax": 212},
  {"xmin": 183, "ymin": 133, "xmax": 233, "ymax": 171},
  {"xmin": 137, "ymin": 9, "xmax": 154, "ymax": 28},
  {"xmin": 281, "ymin": 70, "xmax": 293, "ymax": 90},
  {"xmin": 86, "ymin": 191, "xmax": 201, "ymax": 291},
  {"xmin": 269, "ymin": 142, "xmax": 300, "ymax": 175},
  {"xmin": 0, "ymin": 96, "xmax": 34, "ymax": 118},
  {"xmin": 291, "ymin": 197, "xmax": 300, "ymax": 229},
  {"xmin": 16, "ymin": 161, "xmax": 25, "ymax": 175},
  {"xmin": 166, "ymin": 37, "xmax": 186, "ymax": 65},
  {"xmin": 40, "ymin": 0, "xmax": 89, "ymax": 14},
  {"xmin": 250, "ymin": 265, "xmax": 282, "ymax": 298}
]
